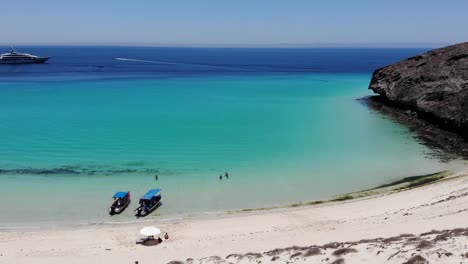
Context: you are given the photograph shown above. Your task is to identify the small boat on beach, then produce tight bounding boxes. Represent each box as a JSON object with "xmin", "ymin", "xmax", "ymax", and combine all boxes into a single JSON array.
[
  {"xmin": 134, "ymin": 189, "xmax": 161, "ymax": 217},
  {"xmin": 109, "ymin": 191, "xmax": 131, "ymax": 215}
]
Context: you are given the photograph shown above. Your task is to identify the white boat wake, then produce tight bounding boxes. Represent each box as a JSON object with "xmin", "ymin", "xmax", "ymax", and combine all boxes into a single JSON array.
[
  {"xmin": 114, "ymin": 57, "xmax": 249, "ymax": 70},
  {"xmin": 115, "ymin": 58, "xmax": 180, "ymax": 65}
]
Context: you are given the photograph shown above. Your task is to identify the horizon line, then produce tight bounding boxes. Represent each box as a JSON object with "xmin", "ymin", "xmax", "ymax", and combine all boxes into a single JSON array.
[{"xmin": 0, "ymin": 41, "xmax": 452, "ymax": 49}]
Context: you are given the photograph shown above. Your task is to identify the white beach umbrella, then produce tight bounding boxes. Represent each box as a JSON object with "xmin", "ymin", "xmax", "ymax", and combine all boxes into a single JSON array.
[{"xmin": 140, "ymin": 226, "xmax": 161, "ymax": 237}]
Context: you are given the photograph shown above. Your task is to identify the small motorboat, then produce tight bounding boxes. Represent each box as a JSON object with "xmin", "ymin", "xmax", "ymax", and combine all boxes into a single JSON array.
[
  {"xmin": 134, "ymin": 189, "xmax": 161, "ymax": 217},
  {"xmin": 109, "ymin": 191, "xmax": 131, "ymax": 215}
]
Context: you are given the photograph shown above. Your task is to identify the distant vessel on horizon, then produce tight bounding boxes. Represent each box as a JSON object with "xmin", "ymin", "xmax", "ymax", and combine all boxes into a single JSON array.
[{"xmin": 0, "ymin": 46, "xmax": 49, "ymax": 64}]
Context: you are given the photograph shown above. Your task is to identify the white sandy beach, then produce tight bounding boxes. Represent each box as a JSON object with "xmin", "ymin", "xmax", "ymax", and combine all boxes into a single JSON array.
[{"xmin": 2, "ymin": 170, "xmax": 468, "ymax": 264}]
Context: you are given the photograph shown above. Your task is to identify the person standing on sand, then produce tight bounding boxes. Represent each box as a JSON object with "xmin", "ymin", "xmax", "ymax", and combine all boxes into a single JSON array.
[
  {"xmin": 225, "ymin": 172, "xmax": 229, "ymax": 179},
  {"xmin": 219, "ymin": 174, "xmax": 222, "ymax": 180}
]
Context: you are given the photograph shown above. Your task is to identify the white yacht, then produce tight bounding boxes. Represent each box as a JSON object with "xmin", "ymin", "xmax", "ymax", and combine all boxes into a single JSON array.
[{"xmin": 0, "ymin": 47, "xmax": 49, "ymax": 64}]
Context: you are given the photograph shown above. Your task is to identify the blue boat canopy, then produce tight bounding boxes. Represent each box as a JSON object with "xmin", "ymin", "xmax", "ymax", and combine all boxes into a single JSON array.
[
  {"xmin": 113, "ymin": 192, "xmax": 128, "ymax": 199},
  {"xmin": 140, "ymin": 189, "xmax": 161, "ymax": 200}
]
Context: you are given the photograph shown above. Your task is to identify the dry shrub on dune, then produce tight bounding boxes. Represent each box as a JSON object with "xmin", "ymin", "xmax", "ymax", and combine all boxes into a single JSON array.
[
  {"xmin": 264, "ymin": 248, "xmax": 285, "ymax": 256},
  {"xmin": 450, "ymin": 228, "xmax": 466, "ymax": 235},
  {"xmin": 199, "ymin": 256, "xmax": 223, "ymax": 263},
  {"xmin": 382, "ymin": 236, "xmax": 403, "ymax": 243},
  {"xmin": 416, "ymin": 240, "xmax": 434, "ymax": 249},
  {"xmin": 285, "ymin": 245, "xmax": 309, "ymax": 252},
  {"xmin": 244, "ymin": 252, "xmax": 262, "ymax": 259},
  {"xmin": 420, "ymin": 229, "xmax": 441, "ymax": 236},
  {"xmin": 290, "ymin": 252, "xmax": 302, "ymax": 259},
  {"xmin": 303, "ymin": 247, "xmax": 321, "ymax": 257},
  {"xmin": 332, "ymin": 247, "xmax": 358, "ymax": 257},
  {"xmin": 331, "ymin": 258, "xmax": 345, "ymax": 264},
  {"xmin": 271, "ymin": 256, "xmax": 280, "ymax": 261},
  {"xmin": 323, "ymin": 242, "xmax": 342, "ymax": 249},
  {"xmin": 432, "ymin": 232, "xmax": 451, "ymax": 242},
  {"xmin": 384, "ymin": 233, "xmax": 415, "ymax": 243},
  {"xmin": 225, "ymin": 253, "xmax": 244, "ymax": 260},
  {"xmin": 357, "ymin": 238, "xmax": 381, "ymax": 243},
  {"xmin": 399, "ymin": 233, "xmax": 415, "ymax": 238},
  {"xmin": 403, "ymin": 255, "xmax": 429, "ymax": 264}
]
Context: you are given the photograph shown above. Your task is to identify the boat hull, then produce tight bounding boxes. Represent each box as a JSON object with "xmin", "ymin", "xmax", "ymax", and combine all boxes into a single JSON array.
[
  {"xmin": 135, "ymin": 201, "xmax": 162, "ymax": 217},
  {"xmin": 134, "ymin": 197, "xmax": 162, "ymax": 217},
  {"xmin": 109, "ymin": 200, "xmax": 130, "ymax": 215},
  {"xmin": 0, "ymin": 57, "xmax": 49, "ymax": 64}
]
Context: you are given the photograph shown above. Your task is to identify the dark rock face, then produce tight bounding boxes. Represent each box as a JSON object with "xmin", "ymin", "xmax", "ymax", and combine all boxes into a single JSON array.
[{"xmin": 369, "ymin": 42, "xmax": 468, "ymax": 137}]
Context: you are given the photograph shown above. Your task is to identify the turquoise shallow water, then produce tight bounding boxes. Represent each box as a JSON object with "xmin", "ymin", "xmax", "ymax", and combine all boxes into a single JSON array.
[{"xmin": 0, "ymin": 74, "xmax": 454, "ymax": 227}]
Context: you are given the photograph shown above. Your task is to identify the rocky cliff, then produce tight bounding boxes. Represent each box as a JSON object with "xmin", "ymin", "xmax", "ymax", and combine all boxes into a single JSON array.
[{"xmin": 369, "ymin": 42, "xmax": 468, "ymax": 137}]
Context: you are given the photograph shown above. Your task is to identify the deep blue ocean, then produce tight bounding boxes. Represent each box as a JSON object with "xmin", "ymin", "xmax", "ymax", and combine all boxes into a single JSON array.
[{"xmin": 0, "ymin": 46, "xmax": 428, "ymax": 81}]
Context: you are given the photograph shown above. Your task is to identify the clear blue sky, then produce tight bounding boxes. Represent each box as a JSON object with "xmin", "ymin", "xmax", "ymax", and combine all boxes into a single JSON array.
[{"xmin": 1, "ymin": 0, "xmax": 467, "ymax": 46}]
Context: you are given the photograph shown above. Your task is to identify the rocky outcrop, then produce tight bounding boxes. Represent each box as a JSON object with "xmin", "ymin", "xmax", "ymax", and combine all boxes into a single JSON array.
[{"xmin": 369, "ymin": 42, "xmax": 468, "ymax": 137}]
